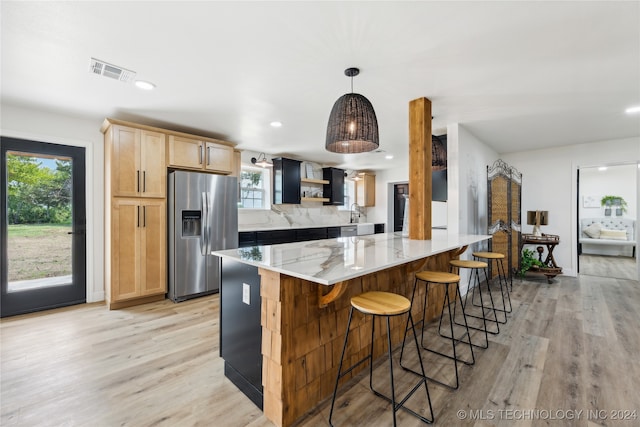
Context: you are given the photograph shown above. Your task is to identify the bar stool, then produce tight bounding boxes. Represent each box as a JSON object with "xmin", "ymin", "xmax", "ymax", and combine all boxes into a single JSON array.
[
  {"xmin": 329, "ymin": 291, "xmax": 434, "ymax": 426},
  {"xmin": 449, "ymin": 259, "xmax": 499, "ymax": 349},
  {"xmin": 473, "ymin": 251, "xmax": 512, "ymax": 320},
  {"xmin": 399, "ymin": 271, "xmax": 474, "ymax": 390}
]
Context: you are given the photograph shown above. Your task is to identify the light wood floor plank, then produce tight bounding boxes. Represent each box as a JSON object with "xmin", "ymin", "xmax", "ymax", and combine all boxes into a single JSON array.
[{"xmin": 2, "ymin": 258, "xmax": 639, "ymax": 426}]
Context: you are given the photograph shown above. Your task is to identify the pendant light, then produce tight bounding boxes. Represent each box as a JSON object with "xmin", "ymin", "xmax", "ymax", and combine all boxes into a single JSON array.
[
  {"xmin": 431, "ymin": 135, "xmax": 447, "ymax": 171},
  {"xmin": 325, "ymin": 67, "xmax": 379, "ymax": 153}
]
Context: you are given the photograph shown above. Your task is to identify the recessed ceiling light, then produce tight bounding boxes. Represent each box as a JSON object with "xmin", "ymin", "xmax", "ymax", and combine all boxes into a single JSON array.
[
  {"xmin": 134, "ymin": 80, "xmax": 155, "ymax": 90},
  {"xmin": 625, "ymin": 105, "xmax": 640, "ymax": 114},
  {"xmin": 385, "ymin": 155, "xmax": 394, "ymax": 160},
  {"xmin": 270, "ymin": 121, "xmax": 282, "ymax": 128},
  {"xmin": 598, "ymin": 166, "xmax": 608, "ymax": 171}
]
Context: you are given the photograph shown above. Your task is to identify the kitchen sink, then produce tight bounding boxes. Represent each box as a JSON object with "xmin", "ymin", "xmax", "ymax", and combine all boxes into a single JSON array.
[{"xmin": 356, "ymin": 223, "xmax": 375, "ymax": 236}]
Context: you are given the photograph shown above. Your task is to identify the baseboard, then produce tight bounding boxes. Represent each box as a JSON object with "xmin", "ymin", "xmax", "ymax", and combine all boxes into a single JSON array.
[{"xmin": 224, "ymin": 362, "xmax": 263, "ymax": 410}]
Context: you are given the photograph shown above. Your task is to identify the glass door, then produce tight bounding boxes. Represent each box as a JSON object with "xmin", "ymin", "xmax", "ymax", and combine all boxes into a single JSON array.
[{"xmin": 1, "ymin": 137, "xmax": 86, "ymax": 317}]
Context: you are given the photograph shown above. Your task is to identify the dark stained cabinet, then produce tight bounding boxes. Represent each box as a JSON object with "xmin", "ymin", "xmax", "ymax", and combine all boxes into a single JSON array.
[
  {"xmin": 220, "ymin": 258, "xmax": 263, "ymax": 409},
  {"xmin": 272, "ymin": 157, "xmax": 301, "ymax": 204},
  {"xmin": 322, "ymin": 167, "xmax": 345, "ymax": 206}
]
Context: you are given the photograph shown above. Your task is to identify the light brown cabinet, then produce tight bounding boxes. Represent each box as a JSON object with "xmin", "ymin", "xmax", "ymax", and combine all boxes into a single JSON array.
[
  {"xmin": 102, "ymin": 118, "xmax": 237, "ymax": 309},
  {"xmin": 356, "ymin": 173, "xmax": 375, "ymax": 207},
  {"xmin": 168, "ymin": 135, "xmax": 234, "ymax": 174},
  {"xmin": 111, "ymin": 198, "xmax": 166, "ymax": 303},
  {"xmin": 103, "ymin": 119, "xmax": 168, "ymax": 309},
  {"xmin": 110, "ymin": 125, "xmax": 166, "ymax": 198}
]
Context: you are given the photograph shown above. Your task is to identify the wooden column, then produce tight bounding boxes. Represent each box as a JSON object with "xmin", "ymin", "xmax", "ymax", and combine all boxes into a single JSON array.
[{"xmin": 408, "ymin": 97, "xmax": 432, "ymax": 240}]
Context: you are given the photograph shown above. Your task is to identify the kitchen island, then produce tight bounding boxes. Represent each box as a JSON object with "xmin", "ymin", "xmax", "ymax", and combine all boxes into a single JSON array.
[{"xmin": 213, "ymin": 231, "xmax": 490, "ymax": 427}]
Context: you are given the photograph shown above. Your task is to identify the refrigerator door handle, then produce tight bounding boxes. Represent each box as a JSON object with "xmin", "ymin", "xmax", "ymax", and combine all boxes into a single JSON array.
[
  {"xmin": 206, "ymin": 191, "xmax": 212, "ymax": 254},
  {"xmin": 201, "ymin": 192, "xmax": 208, "ymax": 256}
]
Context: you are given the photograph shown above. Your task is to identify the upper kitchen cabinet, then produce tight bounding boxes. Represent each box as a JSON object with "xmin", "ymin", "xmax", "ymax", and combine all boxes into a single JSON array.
[
  {"xmin": 105, "ymin": 123, "xmax": 166, "ymax": 199},
  {"xmin": 273, "ymin": 157, "xmax": 301, "ymax": 204},
  {"xmin": 168, "ymin": 135, "xmax": 234, "ymax": 174},
  {"xmin": 322, "ymin": 167, "xmax": 345, "ymax": 206},
  {"xmin": 356, "ymin": 173, "xmax": 375, "ymax": 207}
]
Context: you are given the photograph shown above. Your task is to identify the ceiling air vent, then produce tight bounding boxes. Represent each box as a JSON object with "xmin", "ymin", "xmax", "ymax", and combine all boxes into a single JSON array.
[{"xmin": 89, "ymin": 58, "xmax": 136, "ymax": 83}]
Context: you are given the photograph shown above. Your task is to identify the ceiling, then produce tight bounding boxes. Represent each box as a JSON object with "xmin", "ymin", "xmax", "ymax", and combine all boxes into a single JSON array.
[{"xmin": 2, "ymin": 1, "xmax": 639, "ymax": 172}]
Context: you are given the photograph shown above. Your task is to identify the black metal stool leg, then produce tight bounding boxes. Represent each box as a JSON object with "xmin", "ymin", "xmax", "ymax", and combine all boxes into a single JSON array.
[
  {"xmin": 498, "ymin": 258, "xmax": 512, "ymax": 313},
  {"xmin": 329, "ymin": 307, "xmax": 355, "ymax": 426},
  {"xmin": 401, "ymin": 279, "xmax": 474, "ymax": 390},
  {"xmin": 455, "ymin": 266, "xmax": 499, "ymax": 337},
  {"xmin": 338, "ymin": 294, "xmax": 434, "ymax": 426},
  {"xmin": 380, "ymin": 313, "xmax": 434, "ymax": 424},
  {"xmin": 473, "ymin": 257, "xmax": 509, "ymax": 324}
]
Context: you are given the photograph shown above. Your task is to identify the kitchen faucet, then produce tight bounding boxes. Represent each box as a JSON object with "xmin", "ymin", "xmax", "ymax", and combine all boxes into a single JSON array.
[{"xmin": 350, "ymin": 203, "xmax": 361, "ymax": 223}]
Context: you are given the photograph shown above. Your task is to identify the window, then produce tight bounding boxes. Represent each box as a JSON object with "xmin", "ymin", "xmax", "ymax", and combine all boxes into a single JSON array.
[
  {"xmin": 338, "ymin": 180, "xmax": 356, "ymax": 210},
  {"xmin": 239, "ymin": 166, "xmax": 271, "ymax": 209}
]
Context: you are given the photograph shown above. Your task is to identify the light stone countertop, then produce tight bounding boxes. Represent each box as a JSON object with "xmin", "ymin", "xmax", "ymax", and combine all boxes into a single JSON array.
[
  {"xmin": 238, "ymin": 223, "xmax": 356, "ymax": 232},
  {"xmin": 213, "ymin": 231, "xmax": 491, "ymax": 286}
]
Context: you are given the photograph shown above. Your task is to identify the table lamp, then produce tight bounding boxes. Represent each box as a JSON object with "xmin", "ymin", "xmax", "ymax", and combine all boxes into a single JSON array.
[{"xmin": 527, "ymin": 210, "xmax": 548, "ymax": 236}]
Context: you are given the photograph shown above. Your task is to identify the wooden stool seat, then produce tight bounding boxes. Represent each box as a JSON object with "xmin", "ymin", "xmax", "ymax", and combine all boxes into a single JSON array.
[
  {"xmin": 415, "ymin": 271, "xmax": 460, "ymax": 284},
  {"xmin": 449, "ymin": 259, "xmax": 488, "ymax": 269},
  {"xmin": 472, "ymin": 251, "xmax": 505, "ymax": 260},
  {"xmin": 351, "ymin": 291, "xmax": 411, "ymax": 316}
]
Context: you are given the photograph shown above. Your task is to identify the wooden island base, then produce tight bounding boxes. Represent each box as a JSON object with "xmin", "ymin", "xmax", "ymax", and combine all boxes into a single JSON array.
[{"xmin": 259, "ymin": 249, "xmax": 461, "ymax": 427}]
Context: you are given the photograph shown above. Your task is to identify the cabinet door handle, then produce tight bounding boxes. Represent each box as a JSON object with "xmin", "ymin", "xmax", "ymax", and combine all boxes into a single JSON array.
[
  {"xmin": 137, "ymin": 206, "xmax": 140, "ymax": 227},
  {"xmin": 137, "ymin": 170, "xmax": 140, "ymax": 192},
  {"xmin": 199, "ymin": 145, "xmax": 203, "ymax": 164},
  {"xmin": 143, "ymin": 206, "xmax": 146, "ymax": 227},
  {"xmin": 207, "ymin": 146, "xmax": 211, "ymax": 165},
  {"xmin": 143, "ymin": 171, "xmax": 146, "ymax": 192}
]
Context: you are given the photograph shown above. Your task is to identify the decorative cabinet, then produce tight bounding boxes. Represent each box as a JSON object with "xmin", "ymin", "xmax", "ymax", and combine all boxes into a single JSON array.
[
  {"xmin": 273, "ymin": 157, "xmax": 301, "ymax": 204},
  {"xmin": 111, "ymin": 198, "xmax": 166, "ymax": 302},
  {"xmin": 168, "ymin": 135, "xmax": 234, "ymax": 174},
  {"xmin": 356, "ymin": 173, "xmax": 375, "ymax": 207},
  {"xmin": 109, "ymin": 125, "xmax": 166, "ymax": 198},
  {"xmin": 322, "ymin": 167, "xmax": 345, "ymax": 206}
]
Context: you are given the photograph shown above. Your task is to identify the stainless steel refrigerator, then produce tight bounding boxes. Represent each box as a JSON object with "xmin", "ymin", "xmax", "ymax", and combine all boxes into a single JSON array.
[{"xmin": 168, "ymin": 170, "xmax": 238, "ymax": 302}]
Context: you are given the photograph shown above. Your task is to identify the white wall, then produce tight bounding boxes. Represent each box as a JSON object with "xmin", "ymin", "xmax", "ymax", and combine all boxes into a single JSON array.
[
  {"xmin": 1, "ymin": 104, "xmax": 105, "ymax": 302},
  {"xmin": 502, "ymin": 137, "xmax": 640, "ymax": 277},
  {"xmin": 579, "ymin": 164, "xmax": 637, "ymax": 220}
]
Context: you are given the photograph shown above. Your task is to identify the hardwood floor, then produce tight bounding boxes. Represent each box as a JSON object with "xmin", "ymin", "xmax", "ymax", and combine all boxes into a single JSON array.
[
  {"xmin": 579, "ymin": 254, "xmax": 637, "ymax": 281},
  {"xmin": 2, "ymin": 272, "xmax": 639, "ymax": 426}
]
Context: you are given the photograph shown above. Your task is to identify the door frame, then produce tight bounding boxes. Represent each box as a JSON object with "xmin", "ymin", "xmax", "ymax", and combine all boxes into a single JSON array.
[
  {"xmin": 1, "ymin": 137, "xmax": 88, "ymax": 316},
  {"xmin": 0, "ymin": 129, "xmax": 100, "ymax": 303},
  {"xmin": 573, "ymin": 160, "xmax": 640, "ymax": 281}
]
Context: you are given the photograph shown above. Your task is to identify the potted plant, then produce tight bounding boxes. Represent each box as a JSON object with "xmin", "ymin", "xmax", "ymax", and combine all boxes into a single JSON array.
[
  {"xmin": 600, "ymin": 195, "xmax": 627, "ymax": 216},
  {"xmin": 518, "ymin": 248, "xmax": 546, "ymax": 277}
]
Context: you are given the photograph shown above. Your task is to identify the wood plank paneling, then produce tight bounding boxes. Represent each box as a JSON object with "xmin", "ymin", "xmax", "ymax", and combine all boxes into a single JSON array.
[{"xmin": 259, "ymin": 250, "xmax": 457, "ymax": 427}]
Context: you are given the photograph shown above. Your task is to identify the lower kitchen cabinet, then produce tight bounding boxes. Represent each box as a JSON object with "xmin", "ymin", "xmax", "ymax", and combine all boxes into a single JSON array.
[
  {"xmin": 109, "ymin": 198, "xmax": 166, "ymax": 307},
  {"xmin": 220, "ymin": 258, "xmax": 263, "ymax": 409}
]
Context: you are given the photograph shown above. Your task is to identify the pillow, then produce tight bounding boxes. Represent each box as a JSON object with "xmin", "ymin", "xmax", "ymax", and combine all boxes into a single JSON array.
[
  {"xmin": 599, "ymin": 228, "xmax": 627, "ymax": 240},
  {"xmin": 583, "ymin": 222, "xmax": 601, "ymax": 238}
]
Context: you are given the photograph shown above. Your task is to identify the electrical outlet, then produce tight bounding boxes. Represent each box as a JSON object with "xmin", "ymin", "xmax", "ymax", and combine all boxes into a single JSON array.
[{"xmin": 242, "ymin": 283, "xmax": 250, "ymax": 305}]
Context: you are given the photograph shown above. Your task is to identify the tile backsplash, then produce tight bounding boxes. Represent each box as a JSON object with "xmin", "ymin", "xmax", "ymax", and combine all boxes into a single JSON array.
[{"xmin": 239, "ymin": 204, "xmax": 363, "ymax": 231}]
